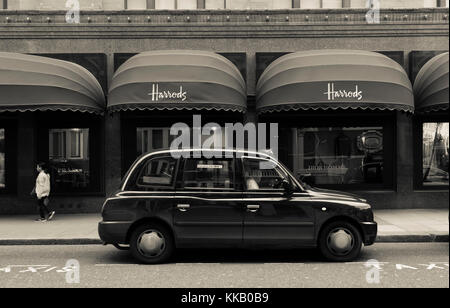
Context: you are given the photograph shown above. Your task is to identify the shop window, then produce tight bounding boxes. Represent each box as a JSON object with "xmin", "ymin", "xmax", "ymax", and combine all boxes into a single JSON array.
[
  {"xmin": 48, "ymin": 128, "xmax": 90, "ymax": 191},
  {"xmin": 294, "ymin": 127, "xmax": 384, "ymax": 186},
  {"xmin": 183, "ymin": 159, "xmax": 235, "ymax": 190},
  {"xmin": 137, "ymin": 126, "xmax": 229, "ymax": 157},
  {"xmin": 155, "ymin": 0, "xmax": 197, "ymax": 9},
  {"xmin": 422, "ymin": 122, "xmax": 449, "ymax": 187},
  {"xmin": 137, "ymin": 128, "xmax": 175, "ymax": 156},
  {"xmin": 0, "ymin": 128, "xmax": 5, "ymax": 189}
]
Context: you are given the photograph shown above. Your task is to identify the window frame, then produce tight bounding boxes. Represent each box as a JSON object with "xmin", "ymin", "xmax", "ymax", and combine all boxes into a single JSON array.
[
  {"xmin": 49, "ymin": 128, "xmax": 88, "ymax": 160},
  {"xmin": 37, "ymin": 114, "xmax": 104, "ymax": 196},
  {"xmin": 241, "ymin": 156, "xmax": 291, "ymax": 193},
  {"xmin": 120, "ymin": 111, "xmax": 244, "ymax": 178},
  {"xmin": 414, "ymin": 113, "xmax": 449, "ymax": 190},
  {"xmin": 179, "ymin": 157, "xmax": 237, "ymax": 192},
  {"xmin": 0, "ymin": 118, "xmax": 17, "ymax": 195},
  {"xmin": 261, "ymin": 111, "xmax": 396, "ymax": 191},
  {"xmin": 136, "ymin": 127, "xmax": 173, "ymax": 156},
  {"xmin": 132, "ymin": 155, "xmax": 179, "ymax": 190}
]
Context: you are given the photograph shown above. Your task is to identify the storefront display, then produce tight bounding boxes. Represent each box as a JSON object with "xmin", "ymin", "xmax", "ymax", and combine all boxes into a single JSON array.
[
  {"xmin": 414, "ymin": 52, "xmax": 449, "ymax": 189},
  {"xmin": 256, "ymin": 50, "xmax": 413, "ymax": 189},
  {"xmin": 422, "ymin": 122, "xmax": 449, "ymax": 186},
  {"xmin": 295, "ymin": 127, "xmax": 383, "ymax": 185},
  {"xmin": 137, "ymin": 127, "xmax": 174, "ymax": 156},
  {"xmin": 48, "ymin": 128, "xmax": 90, "ymax": 190},
  {"xmin": 0, "ymin": 52, "xmax": 105, "ymax": 198}
]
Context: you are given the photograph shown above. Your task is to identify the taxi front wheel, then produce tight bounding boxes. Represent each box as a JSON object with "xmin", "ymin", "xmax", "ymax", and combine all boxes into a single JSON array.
[
  {"xmin": 130, "ymin": 223, "xmax": 174, "ymax": 264},
  {"xmin": 319, "ymin": 221, "xmax": 363, "ymax": 262}
]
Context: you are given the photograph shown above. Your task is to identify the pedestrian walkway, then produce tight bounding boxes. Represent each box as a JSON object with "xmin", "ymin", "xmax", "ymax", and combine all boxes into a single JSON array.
[
  {"xmin": 0, "ymin": 210, "xmax": 448, "ymax": 245},
  {"xmin": 0, "ymin": 214, "xmax": 101, "ymax": 245},
  {"xmin": 375, "ymin": 209, "xmax": 448, "ymax": 242}
]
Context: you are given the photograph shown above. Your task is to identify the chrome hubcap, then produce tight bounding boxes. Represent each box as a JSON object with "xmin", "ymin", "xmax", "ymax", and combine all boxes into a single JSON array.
[
  {"xmin": 137, "ymin": 230, "xmax": 165, "ymax": 258},
  {"xmin": 327, "ymin": 228, "xmax": 354, "ymax": 256}
]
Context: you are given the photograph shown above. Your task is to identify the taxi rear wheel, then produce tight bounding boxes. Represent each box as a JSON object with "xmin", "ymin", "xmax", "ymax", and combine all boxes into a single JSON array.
[
  {"xmin": 130, "ymin": 223, "xmax": 174, "ymax": 264},
  {"xmin": 319, "ymin": 221, "xmax": 362, "ymax": 262}
]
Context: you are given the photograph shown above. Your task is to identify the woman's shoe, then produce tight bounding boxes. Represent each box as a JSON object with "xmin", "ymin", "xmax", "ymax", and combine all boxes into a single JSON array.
[{"xmin": 47, "ymin": 211, "xmax": 56, "ymax": 221}]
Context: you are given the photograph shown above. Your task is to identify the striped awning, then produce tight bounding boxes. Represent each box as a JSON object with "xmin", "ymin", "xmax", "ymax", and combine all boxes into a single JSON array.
[
  {"xmin": 108, "ymin": 50, "xmax": 247, "ymax": 113},
  {"xmin": 256, "ymin": 50, "xmax": 414, "ymax": 114},
  {"xmin": 414, "ymin": 52, "xmax": 449, "ymax": 113},
  {"xmin": 0, "ymin": 52, "xmax": 105, "ymax": 114}
]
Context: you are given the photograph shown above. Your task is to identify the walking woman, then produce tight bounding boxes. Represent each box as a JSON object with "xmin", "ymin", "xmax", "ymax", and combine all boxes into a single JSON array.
[{"xmin": 33, "ymin": 162, "xmax": 55, "ymax": 222}]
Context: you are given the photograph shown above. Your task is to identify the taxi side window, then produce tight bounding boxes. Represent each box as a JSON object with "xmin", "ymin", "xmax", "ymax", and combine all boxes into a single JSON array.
[
  {"xmin": 135, "ymin": 156, "xmax": 177, "ymax": 188},
  {"xmin": 243, "ymin": 158, "xmax": 288, "ymax": 191},
  {"xmin": 182, "ymin": 159, "xmax": 235, "ymax": 190}
]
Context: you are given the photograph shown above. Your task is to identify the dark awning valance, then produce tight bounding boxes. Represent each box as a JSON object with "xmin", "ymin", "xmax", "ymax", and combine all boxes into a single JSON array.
[
  {"xmin": 108, "ymin": 50, "xmax": 247, "ymax": 113},
  {"xmin": 256, "ymin": 50, "xmax": 414, "ymax": 114},
  {"xmin": 0, "ymin": 52, "xmax": 105, "ymax": 114},
  {"xmin": 414, "ymin": 52, "xmax": 449, "ymax": 113}
]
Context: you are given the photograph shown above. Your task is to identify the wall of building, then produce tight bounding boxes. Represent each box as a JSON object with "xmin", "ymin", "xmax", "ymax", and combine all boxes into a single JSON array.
[
  {"xmin": 0, "ymin": 8, "xmax": 448, "ymax": 213},
  {"xmin": 2, "ymin": 0, "xmax": 449, "ymax": 10}
]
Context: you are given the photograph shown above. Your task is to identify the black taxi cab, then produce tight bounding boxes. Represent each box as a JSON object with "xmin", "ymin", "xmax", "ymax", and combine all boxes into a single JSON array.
[{"xmin": 98, "ymin": 149, "xmax": 377, "ymax": 264}]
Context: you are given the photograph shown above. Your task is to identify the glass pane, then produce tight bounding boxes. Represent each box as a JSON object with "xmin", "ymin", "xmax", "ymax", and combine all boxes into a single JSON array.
[
  {"xmin": 137, "ymin": 157, "xmax": 176, "ymax": 187},
  {"xmin": 422, "ymin": 123, "xmax": 449, "ymax": 186},
  {"xmin": 322, "ymin": 0, "xmax": 342, "ymax": 8},
  {"xmin": 226, "ymin": 0, "xmax": 291, "ymax": 9},
  {"xmin": 380, "ymin": 0, "xmax": 436, "ymax": 8},
  {"xmin": 295, "ymin": 127, "xmax": 384, "ymax": 186},
  {"xmin": 243, "ymin": 159, "xmax": 287, "ymax": 190},
  {"xmin": 177, "ymin": 0, "xmax": 198, "ymax": 9},
  {"xmin": 206, "ymin": 0, "xmax": 225, "ymax": 9},
  {"xmin": 300, "ymin": 0, "xmax": 321, "ymax": 8},
  {"xmin": 137, "ymin": 128, "xmax": 173, "ymax": 157},
  {"xmin": 0, "ymin": 128, "xmax": 4, "ymax": 189},
  {"xmin": 127, "ymin": 0, "xmax": 147, "ymax": 9},
  {"xmin": 155, "ymin": 0, "xmax": 176, "ymax": 9},
  {"xmin": 48, "ymin": 128, "xmax": 90, "ymax": 191},
  {"xmin": 70, "ymin": 130, "xmax": 81, "ymax": 158},
  {"xmin": 183, "ymin": 159, "xmax": 234, "ymax": 189}
]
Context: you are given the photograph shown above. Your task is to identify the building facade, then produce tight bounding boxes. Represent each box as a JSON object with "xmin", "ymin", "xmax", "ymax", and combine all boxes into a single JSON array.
[{"xmin": 0, "ymin": 0, "xmax": 448, "ymax": 214}]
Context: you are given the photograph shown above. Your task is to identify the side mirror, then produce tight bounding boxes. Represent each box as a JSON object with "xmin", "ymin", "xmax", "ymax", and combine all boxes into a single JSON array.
[{"xmin": 282, "ymin": 180, "xmax": 294, "ymax": 197}]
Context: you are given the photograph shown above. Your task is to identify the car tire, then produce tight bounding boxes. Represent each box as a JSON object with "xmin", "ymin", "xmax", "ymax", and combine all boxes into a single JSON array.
[
  {"xmin": 130, "ymin": 223, "xmax": 174, "ymax": 264},
  {"xmin": 318, "ymin": 221, "xmax": 362, "ymax": 262}
]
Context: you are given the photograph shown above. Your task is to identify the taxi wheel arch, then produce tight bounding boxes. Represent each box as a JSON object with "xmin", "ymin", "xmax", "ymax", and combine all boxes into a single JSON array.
[{"xmin": 126, "ymin": 217, "xmax": 175, "ymax": 245}]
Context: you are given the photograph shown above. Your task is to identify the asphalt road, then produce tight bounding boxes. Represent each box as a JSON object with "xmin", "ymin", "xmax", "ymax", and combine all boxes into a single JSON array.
[{"xmin": 0, "ymin": 243, "xmax": 448, "ymax": 288}]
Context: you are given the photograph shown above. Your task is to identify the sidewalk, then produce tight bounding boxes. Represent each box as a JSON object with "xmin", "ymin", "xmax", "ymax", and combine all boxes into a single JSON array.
[{"xmin": 0, "ymin": 210, "xmax": 448, "ymax": 245}]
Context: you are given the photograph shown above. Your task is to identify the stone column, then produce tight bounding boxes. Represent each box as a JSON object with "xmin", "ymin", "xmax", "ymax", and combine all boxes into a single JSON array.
[
  {"xmin": 396, "ymin": 111, "xmax": 414, "ymax": 194},
  {"xmin": 17, "ymin": 113, "xmax": 37, "ymax": 213}
]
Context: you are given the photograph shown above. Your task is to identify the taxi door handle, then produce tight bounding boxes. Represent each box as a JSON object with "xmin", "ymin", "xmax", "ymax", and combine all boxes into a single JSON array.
[
  {"xmin": 177, "ymin": 204, "xmax": 190, "ymax": 212},
  {"xmin": 247, "ymin": 205, "xmax": 260, "ymax": 213}
]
